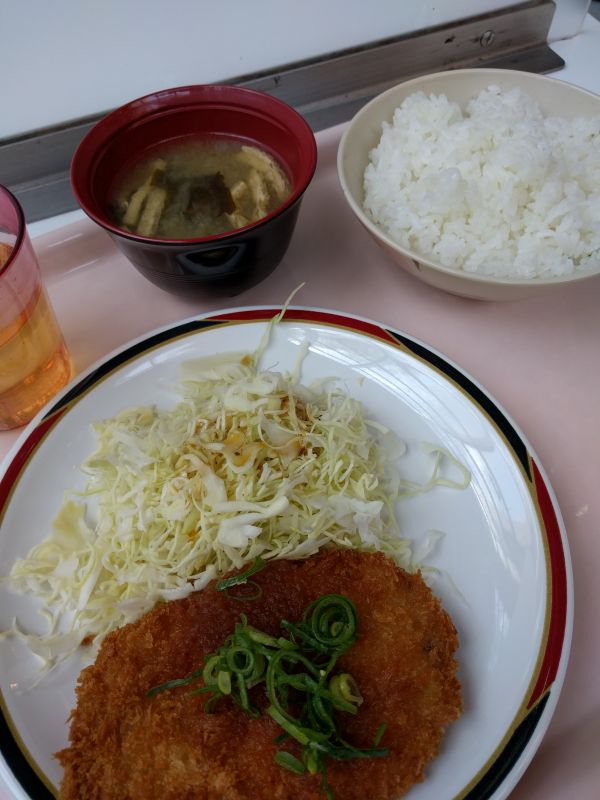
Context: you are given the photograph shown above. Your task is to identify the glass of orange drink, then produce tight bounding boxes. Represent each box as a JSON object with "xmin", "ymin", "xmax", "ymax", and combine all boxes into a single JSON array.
[{"xmin": 0, "ymin": 186, "xmax": 72, "ymax": 430}]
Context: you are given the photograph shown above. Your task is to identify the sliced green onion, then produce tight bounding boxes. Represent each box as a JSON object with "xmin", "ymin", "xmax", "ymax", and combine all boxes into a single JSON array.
[
  {"xmin": 306, "ymin": 595, "xmax": 357, "ymax": 649},
  {"xmin": 217, "ymin": 670, "xmax": 231, "ymax": 695},
  {"xmin": 188, "ymin": 685, "xmax": 214, "ymax": 697},
  {"xmin": 227, "ymin": 646, "xmax": 255, "ymax": 676},
  {"xmin": 373, "ymin": 722, "xmax": 387, "ymax": 746},
  {"xmin": 202, "ymin": 654, "xmax": 221, "ymax": 686},
  {"xmin": 280, "ymin": 620, "xmax": 330, "ymax": 653},
  {"xmin": 147, "ymin": 592, "xmax": 389, "ymax": 799},
  {"xmin": 245, "ymin": 627, "xmax": 282, "ymax": 648},
  {"xmin": 312, "ymin": 739, "xmax": 389, "ymax": 761},
  {"xmin": 215, "ymin": 557, "xmax": 266, "ymax": 591},
  {"xmin": 204, "ymin": 693, "xmax": 222, "ymax": 713},
  {"xmin": 267, "ymin": 705, "xmax": 312, "ymax": 746},
  {"xmin": 146, "ymin": 668, "xmax": 204, "ymax": 697},
  {"xmin": 275, "ymin": 751, "xmax": 306, "ymax": 775},
  {"xmin": 304, "ymin": 747, "xmax": 320, "ymax": 775},
  {"xmin": 329, "ymin": 673, "xmax": 363, "ymax": 708}
]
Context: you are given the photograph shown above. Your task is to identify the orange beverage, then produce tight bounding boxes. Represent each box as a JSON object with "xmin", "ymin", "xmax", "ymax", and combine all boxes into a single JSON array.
[{"xmin": 0, "ymin": 189, "xmax": 72, "ymax": 430}]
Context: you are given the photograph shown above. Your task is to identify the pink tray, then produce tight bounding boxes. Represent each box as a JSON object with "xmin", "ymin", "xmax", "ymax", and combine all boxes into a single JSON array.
[{"xmin": 1, "ymin": 123, "xmax": 599, "ymax": 800}]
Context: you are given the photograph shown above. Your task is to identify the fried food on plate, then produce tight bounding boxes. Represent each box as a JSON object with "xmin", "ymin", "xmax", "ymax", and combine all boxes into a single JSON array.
[{"xmin": 57, "ymin": 549, "xmax": 461, "ymax": 800}]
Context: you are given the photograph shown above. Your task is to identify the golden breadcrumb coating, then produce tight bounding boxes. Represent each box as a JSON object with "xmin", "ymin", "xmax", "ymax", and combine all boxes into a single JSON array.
[{"xmin": 57, "ymin": 549, "xmax": 461, "ymax": 799}]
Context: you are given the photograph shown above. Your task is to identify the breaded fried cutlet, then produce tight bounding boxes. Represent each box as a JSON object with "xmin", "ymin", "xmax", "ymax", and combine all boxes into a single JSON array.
[{"xmin": 57, "ymin": 549, "xmax": 461, "ymax": 800}]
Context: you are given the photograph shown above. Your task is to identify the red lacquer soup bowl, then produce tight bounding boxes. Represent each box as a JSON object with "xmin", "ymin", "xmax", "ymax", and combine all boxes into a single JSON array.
[{"xmin": 71, "ymin": 85, "xmax": 317, "ymax": 297}]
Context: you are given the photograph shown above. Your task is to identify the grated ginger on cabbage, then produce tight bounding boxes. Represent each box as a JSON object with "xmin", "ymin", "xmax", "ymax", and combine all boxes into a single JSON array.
[{"xmin": 2, "ymin": 344, "xmax": 470, "ymax": 680}]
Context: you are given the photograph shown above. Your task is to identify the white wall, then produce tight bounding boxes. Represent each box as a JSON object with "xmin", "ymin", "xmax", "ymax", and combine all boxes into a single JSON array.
[{"xmin": 0, "ymin": 0, "xmax": 590, "ymax": 139}]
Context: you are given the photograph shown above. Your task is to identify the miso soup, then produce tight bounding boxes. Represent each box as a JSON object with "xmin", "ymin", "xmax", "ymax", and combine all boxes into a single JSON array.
[{"xmin": 108, "ymin": 137, "xmax": 292, "ymax": 239}]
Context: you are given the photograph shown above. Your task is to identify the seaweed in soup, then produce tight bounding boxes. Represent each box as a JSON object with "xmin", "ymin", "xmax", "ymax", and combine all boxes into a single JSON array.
[{"xmin": 109, "ymin": 139, "xmax": 292, "ymax": 239}]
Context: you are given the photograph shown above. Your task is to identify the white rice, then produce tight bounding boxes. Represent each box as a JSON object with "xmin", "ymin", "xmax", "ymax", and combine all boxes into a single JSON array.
[{"xmin": 363, "ymin": 85, "xmax": 600, "ymax": 279}]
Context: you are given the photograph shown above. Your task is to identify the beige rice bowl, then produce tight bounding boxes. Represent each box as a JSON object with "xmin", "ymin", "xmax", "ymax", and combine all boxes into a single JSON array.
[{"xmin": 363, "ymin": 85, "xmax": 600, "ymax": 280}]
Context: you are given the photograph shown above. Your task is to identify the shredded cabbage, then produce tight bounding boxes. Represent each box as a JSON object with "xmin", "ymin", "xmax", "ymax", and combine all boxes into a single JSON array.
[{"xmin": 1, "ymin": 331, "xmax": 470, "ymax": 680}]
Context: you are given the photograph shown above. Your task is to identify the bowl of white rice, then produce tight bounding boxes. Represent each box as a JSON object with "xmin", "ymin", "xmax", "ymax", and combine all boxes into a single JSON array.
[{"xmin": 337, "ymin": 68, "xmax": 600, "ymax": 301}]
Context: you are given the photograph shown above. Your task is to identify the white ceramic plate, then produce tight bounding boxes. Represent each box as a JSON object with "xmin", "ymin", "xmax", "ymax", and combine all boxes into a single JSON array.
[{"xmin": 0, "ymin": 306, "xmax": 572, "ymax": 800}]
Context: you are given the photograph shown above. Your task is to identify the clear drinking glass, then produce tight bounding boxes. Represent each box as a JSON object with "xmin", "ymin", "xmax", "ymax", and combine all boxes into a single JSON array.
[{"xmin": 0, "ymin": 186, "xmax": 72, "ymax": 430}]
